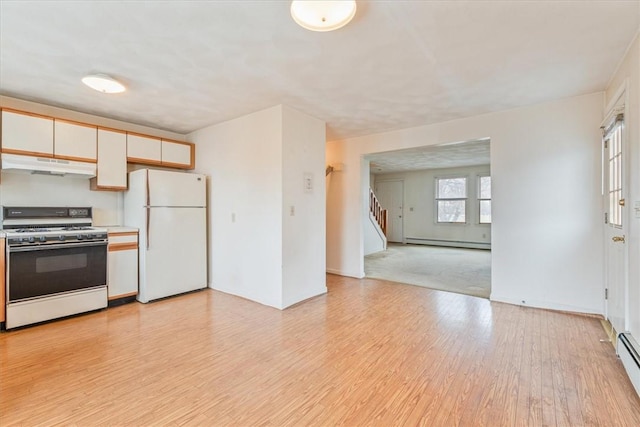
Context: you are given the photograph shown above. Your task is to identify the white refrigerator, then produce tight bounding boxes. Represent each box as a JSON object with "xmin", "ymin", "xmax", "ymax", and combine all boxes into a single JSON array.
[{"xmin": 124, "ymin": 169, "xmax": 207, "ymax": 303}]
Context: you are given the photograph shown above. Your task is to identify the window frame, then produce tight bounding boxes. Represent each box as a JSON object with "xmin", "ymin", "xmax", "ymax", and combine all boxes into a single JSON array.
[
  {"xmin": 478, "ymin": 174, "xmax": 492, "ymax": 225},
  {"xmin": 434, "ymin": 175, "xmax": 468, "ymax": 224},
  {"xmin": 605, "ymin": 122, "xmax": 623, "ymax": 228}
]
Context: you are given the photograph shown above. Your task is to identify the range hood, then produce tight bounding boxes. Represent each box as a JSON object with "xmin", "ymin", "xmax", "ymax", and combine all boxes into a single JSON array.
[{"xmin": 1, "ymin": 153, "xmax": 96, "ymax": 178}]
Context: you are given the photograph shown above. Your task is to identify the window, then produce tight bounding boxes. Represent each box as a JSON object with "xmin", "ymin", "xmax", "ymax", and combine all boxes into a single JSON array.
[
  {"xmin": 479, "ymin": 175, "xmax": 492, "ymax": 224},
  {"xmin": 606, "ymin": 121, "xmax": 623, "ymax": 227},
  {"xmin": 436, "ymin": 177, "xmax": 467, "ymax": 223}
]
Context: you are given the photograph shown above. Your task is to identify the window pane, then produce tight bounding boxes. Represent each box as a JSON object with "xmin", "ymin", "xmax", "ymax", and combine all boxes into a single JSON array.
[
  {"xmin": 437, "ymin": 200, "xmax": 466, "ymax": 223},
  {"xmin": 479, "ymin": 176, "xmax": 491, "ymax": 199},
  {"xmin": 480, "ymin": 200, "xmax": 492, "ymax": 224},
  {"xmin": 437, "ymin": 178, "xmax": 467, "ymax": 199}
]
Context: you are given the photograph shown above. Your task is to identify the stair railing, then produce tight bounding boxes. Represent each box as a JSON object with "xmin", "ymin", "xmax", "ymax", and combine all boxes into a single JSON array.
[{"xmin": 369, "ymin": 188, "xmax": 387, "ymax": 236}]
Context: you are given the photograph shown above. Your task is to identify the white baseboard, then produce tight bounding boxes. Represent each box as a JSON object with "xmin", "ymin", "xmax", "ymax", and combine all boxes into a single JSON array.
[
  {"xmin": 326, "ymin": 268, "xmax": 365, "ymax": 278},
  {"xmin": 618, "ymin": 333, "xmax": 640, "ymax": 398},
  {"xmin": 404, "ymin": 238, "xmax": 491, "ymax": 250},
  {"xmin": 490, "ymin": 294, "xmax": 602, "ymax": 316}
]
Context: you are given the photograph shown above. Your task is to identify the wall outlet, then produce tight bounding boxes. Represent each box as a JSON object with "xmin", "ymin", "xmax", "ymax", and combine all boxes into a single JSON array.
[
  {"xmin": 290, "ymin": 206, "xmax": 295, "ymax": 216},
  {"xmin": 231, "ymin": 212, "xmax": 236, "ymax": 223}
]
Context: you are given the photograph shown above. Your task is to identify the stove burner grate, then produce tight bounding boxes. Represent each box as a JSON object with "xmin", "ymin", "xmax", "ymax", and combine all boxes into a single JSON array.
[{"xmin": 14, "ymin": 228, "xmax": 52, "ymax": 233}]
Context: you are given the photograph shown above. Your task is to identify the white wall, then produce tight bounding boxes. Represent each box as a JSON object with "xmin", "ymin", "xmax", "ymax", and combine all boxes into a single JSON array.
[
  {"xmin": 0, "ymin": 172, "xmax": 121, "ymax": 225},
  {"xmin": 190, "ymin": 106, "xmax": 284, "ymax": 308},
  {"xmin": 605, "ymin": 33, "xmax": 640, "ymax": 336},
  {"xmin": 281, "ymin": 105, "xmax": 327, "ymax": 307},
  {"xmin": 190, "ymin": 104, "xmax": 327, "ymax": 309},
  {"xmin": 374, "ymin": 164, "xmax": 491, "ymax": 246},
  {"xmin": 0, "ymin": 96, "xmax": 186, "ymax": 226},
  {"xmin": 327, "ymin": 93, "xmax": 604, "ymax": 314},
  {"xmin": 363, "ymin": 215, "xmax": 385, "ymax": 256}
]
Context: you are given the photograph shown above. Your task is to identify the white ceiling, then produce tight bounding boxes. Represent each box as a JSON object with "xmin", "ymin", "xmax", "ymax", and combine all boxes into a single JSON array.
[
  {"xmin": 0, "ymin": 1, "xmax": 638, "ymax": 142},
  {"xmin": 367, "ymin": 139, "xmax": 491, "ymax": 173}
]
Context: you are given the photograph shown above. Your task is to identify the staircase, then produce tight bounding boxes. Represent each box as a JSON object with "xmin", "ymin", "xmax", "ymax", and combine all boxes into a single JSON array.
[
  {"xmin": 364, "ymin": 188, "xmax": 387, "ymax": 255},
  {"xmin": 369, "ymin": 188, "xmax": 387, "ymax": 236}
]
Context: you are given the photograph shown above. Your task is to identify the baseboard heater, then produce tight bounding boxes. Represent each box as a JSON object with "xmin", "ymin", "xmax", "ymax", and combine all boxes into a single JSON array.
[
  {"xmin": 405, "ymin": 237, "xmax": 491, "ymax": 250},
  {"xmin": 618, "ymin": 333, "xmax": 640, "ymax": 397}
]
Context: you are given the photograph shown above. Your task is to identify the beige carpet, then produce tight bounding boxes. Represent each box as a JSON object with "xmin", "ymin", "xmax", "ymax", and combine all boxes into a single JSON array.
[{"xmin": 364, "ymin": 243, "xmax": 491, "ymax": 298}]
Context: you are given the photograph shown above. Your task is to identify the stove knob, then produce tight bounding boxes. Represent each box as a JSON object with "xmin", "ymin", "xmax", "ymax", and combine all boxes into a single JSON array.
[
  {"xmin": 28, "ymin": 236, "xmax": 35, "ymax": 243},
  {"xmin": 39, "ymin": 236, "xmax": 47, "ymax": 242},
  {"xmin": 58, "ymin": 235, "xmax": 66, "ymax": 241},
  {"xmin": 77, "ymin": 234, "xmax": 84, "ymax": 240}
]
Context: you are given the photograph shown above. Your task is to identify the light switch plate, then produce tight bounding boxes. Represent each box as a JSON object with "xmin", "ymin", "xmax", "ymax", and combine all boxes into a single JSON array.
[{"xmin": 304, "ymin": 172, "xmax": 313, "ymax": 193}]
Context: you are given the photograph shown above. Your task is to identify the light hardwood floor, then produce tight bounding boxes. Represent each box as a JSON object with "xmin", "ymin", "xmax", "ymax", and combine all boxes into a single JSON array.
[{"xmin": 1, "ymin": 274, "xmax": 639, "ymax": 426}]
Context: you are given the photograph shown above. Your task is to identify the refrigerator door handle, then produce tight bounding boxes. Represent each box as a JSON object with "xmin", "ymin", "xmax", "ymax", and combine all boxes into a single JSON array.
[
  {"xmin": 146, "ymin": 207, "xmax": 150, "ymax": 250},
  {"xmin": 146, "ymin": 169, "xmax": 151, "ymax": 251}
]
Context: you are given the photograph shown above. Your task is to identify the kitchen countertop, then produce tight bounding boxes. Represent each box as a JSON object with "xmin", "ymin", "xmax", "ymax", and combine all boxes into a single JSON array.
[{"xmin": 102, "ymin": 226, "xmax": 139, "ymax": 234}]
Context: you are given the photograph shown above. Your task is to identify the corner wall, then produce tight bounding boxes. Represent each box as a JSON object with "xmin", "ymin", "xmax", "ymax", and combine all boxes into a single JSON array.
[
  {"xmin": 327, "ymin": 93, "xmax": 604, "ymax": 314},
  {"xmin": 190, "ymin": 106, "xmax": 284, "ymax": 308},
  {"xmin": 190, "ymin": 105, "xmax": 327, "ymax": 309},
  {"xmin": 281, "ymin": 106, "xmax": 327, "ymax": 308}
]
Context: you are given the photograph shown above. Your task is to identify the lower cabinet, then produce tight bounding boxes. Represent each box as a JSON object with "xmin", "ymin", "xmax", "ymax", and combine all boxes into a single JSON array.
[{"xmin": 107, "ymin": 231, "xmax": 138, "ymax": 301}]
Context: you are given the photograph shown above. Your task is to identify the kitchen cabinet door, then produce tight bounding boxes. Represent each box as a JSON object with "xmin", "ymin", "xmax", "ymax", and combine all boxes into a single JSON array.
[
  {"xmin": 54, "ymin": 119, "xmax": 97, "ymax": 162},
  {"xmin": 127, "ymin": 133, "xmax": 162, "ymax": 165},
  {"xmin": 92, "ymin": 128, "xmax": 127, "ymax": 190},
  {"xmin": 1, "ymin": 109, "xmax": 54, "ymax": 157},
  {"xmin": 107, "ymin": 232, "xmax": 139, "ymax": 300},
  {"xmin": 161, "ymin": 139, "xmax": 194, "ymax": 169}
]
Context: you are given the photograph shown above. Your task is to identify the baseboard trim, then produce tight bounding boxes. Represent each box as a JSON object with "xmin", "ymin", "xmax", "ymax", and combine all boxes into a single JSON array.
[
  {"xmin": 490, "ymin": 294, "xmax": 603, "ymax": 317},
  {"xmin": 404, "ymin": 238, "xmax": 491, "ymax": 250},
  {"xmin": 326, "ymin": 268, "xmax": 364, "ymax": 279}
]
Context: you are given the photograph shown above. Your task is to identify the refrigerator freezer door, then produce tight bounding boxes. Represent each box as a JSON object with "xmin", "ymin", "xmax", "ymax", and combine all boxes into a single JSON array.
[
  {"xmin": 138, "ymin": 206, "xmax": 207, "ymax": 303},
  {"xmin": 148, "ymin": 169, "xmax": 206, "ymax": 207}
]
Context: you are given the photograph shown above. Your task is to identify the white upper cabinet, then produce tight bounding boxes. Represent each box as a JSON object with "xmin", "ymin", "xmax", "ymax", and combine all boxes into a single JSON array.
[
  {"xmin": 92, "ymin": 128, "xmax": 127, "ymax": 190},
  {"xmin": 161, "ymin": 139, "xmax": 193, "ymax": 169},
  {"xmin": 1, "ymin": 109, "xmax": 54, "ymax": 156},
  {"xmin": 1, "ymin": 108, "xmax": 197, "ymax": 189},
  {"xmin": 54, "ymin": 119, "xmax": 97, "ymax": 162},
  {"xmin": 127, "ymin": 133, "xmax": 161, "ymax": 164}
]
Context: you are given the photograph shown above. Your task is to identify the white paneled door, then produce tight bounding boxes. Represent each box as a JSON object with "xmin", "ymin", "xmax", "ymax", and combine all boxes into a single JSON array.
[
  {"xmin": 375, "ymin": 180, "xmax": 404, "ymax": 243},
  {"xmin": 604, "ymin": 116, "xmax": 628, "ymax": 334}
]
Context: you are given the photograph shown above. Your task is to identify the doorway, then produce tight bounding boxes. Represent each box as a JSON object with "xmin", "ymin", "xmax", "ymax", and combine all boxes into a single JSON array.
[
  {"xmin": 603, "ymin": 102, "xmax": 628, "ymax": 334},
  {"xmin": 374, "ymin": 180, "xmax": 403, "ymax": 243},
  {"xmin": 364, "ymin": 139, "xmax": 492, "ymax": 299}
]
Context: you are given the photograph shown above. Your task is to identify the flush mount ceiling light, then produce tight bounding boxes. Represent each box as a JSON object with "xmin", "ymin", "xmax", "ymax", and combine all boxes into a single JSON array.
[
  {"xmin": 291, "ymin": 0, "xmax": 357, "ymax": 32},
  {"xmin": 81, "ymin": 74, "xmax": 126, "ymax": 93}
]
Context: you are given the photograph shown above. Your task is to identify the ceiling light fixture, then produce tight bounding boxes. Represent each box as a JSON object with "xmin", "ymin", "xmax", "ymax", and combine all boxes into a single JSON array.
[
  {"xmin": 81, "ymin": 74, "xmax": 126, "ymax": 94},
  {"xmin": 291, "ymin": 0, "xmax": 357, "ymax": 32}
]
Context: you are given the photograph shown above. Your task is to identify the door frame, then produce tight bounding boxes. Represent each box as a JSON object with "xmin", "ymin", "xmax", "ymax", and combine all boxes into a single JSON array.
[
  {"xmin": 602, "ymin": 80, "xmax": 630, "ymax": 332},
  {"xmin": 374, "ymin": 179, "xmax": 404, "ymax": 243}
]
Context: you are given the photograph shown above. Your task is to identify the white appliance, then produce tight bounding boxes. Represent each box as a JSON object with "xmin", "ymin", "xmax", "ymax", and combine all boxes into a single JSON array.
[
  {"xmin": 2, "ymin": 206, "xmax": 108, "ymax": 329},
  {"xmin": 1, "ymin": 153, "xmax": 97, "ymax": 177},
  {"xmin": 124, "ymin": 169, "xmax": 207, "ymax": 303}
]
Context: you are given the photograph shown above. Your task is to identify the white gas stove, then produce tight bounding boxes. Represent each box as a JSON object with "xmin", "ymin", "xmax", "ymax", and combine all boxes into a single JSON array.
[{"xmin": 2, "ymin": 206, "xmax": 108, "ymax": 329}]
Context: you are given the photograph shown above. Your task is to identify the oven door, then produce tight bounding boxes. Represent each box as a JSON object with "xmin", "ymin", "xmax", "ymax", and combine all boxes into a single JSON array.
[{"xmin": 7, "ymin": 241, "xmax": 107, "ymax": 302}]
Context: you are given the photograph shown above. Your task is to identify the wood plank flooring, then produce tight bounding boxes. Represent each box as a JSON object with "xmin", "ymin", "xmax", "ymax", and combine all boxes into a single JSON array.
[{"xmin": 1, "ymin": 274, "xmax": 639, "ymax": 426}]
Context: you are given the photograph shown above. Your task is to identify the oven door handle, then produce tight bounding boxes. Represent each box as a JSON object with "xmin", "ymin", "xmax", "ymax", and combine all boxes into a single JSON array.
[{"xmin": 8, "ymin": 241, "xmax": 107, "ymax": 253}]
